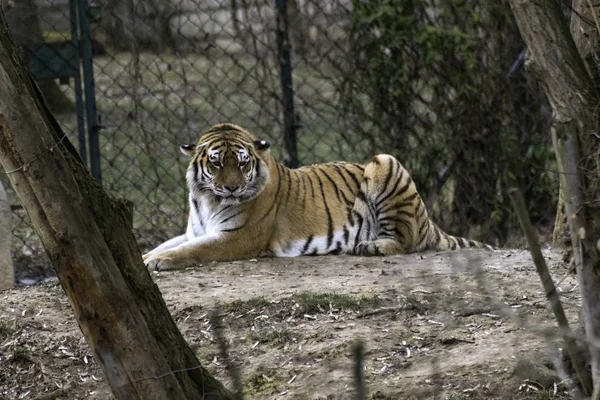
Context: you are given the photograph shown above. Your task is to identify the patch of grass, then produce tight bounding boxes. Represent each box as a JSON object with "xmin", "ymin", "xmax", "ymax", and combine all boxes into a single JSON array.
[
  {"xmin": 222, "ymin": 296, "xmax": 271, "ymax": 314},
  {"xmin": 0, "ymin": 321, "xmax": 14, "ymax": 339},
  {"xmin": 292, "ymin": 291, "xmax": 381, "ymax": 314},
  {"xmin": 12, "ymin": 347, "xmax": 32, "ymax": 363},
  {"xmin": 244, "ymin": 365, "xmax": 284, "ymax": 395}
]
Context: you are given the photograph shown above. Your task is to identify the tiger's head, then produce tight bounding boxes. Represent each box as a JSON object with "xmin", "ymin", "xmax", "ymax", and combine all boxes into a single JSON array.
[{"xmin": 181, "ymin": 123, "xmax": 272, "ymax": 205}]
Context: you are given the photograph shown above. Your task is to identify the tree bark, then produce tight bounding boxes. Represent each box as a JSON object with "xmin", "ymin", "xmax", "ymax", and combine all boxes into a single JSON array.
[
  {"xmin": 0, "ymin": 179, "xmax": 13, "ymax": 291},
  {"xmin": 508, "ymin": 0, "xmax": 600, "ymax": 392},
  {"xmin": 0, "ymin": 9, "xmax": 234, "ymax": 400},
  {"xmin": 553, "ymin": 0, "xmax": 600, "ymax": 247}
]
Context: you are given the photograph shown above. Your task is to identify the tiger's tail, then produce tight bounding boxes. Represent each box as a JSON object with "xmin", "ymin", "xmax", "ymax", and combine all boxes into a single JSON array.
[{"xmin": 426, "ymin": 220, "xmax": 494, "ymax": 251}]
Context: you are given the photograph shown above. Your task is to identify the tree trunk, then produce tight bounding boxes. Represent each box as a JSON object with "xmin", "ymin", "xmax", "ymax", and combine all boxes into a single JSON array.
[
  {"xmin": 1, "ymin": 0, "xmax": 74, "ymax": 114},
  {"xmin": 0, "ymin": 179, "xmax": 13, "ymax": 291},
  {"xmin": 508, "ymin": 0, "xmax": 600, "ymax": 393},
  {"xmin": 0, "ymin": 9, "xmax": 234, "ymax": 400},
  {"xmin": 553, "ymin": 0, "xmax": 600, "ymax": 248}
]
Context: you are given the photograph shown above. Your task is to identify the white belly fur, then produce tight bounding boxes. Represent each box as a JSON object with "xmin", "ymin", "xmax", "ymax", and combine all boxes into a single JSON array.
[{"xmin": 273, "ymin": 226, "xmax": 359, "ymax": 257}]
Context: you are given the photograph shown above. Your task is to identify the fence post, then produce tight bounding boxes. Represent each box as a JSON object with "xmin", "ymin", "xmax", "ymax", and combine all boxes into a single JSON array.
[
  {"xmin": 79, "ymin": 0, "xmax": 101, "ymax": 182},
  {"xmin": 275, "ymin": 0, "xmax": 299, "ymax": 168},
  {"xmin": 69, "ymin": 0, "xmax": 87, "ymax": 165}
]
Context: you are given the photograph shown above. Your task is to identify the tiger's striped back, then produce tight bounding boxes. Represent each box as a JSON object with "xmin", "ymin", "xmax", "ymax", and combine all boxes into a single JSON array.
[{"xmin": 266, "ymin": 154, "xmax": 493, "ymax": 257}]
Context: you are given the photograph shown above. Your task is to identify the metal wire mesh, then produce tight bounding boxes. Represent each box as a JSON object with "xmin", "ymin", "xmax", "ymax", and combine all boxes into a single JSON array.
[{"xmin": 0, "ymin": 0, "xmax": 557, "ymax": 282}]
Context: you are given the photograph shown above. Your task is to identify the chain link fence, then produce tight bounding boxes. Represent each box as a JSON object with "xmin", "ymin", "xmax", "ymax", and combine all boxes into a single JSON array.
[{"xmin": 0, "ymin": 0, "xmax": 557, "ymax": 282}]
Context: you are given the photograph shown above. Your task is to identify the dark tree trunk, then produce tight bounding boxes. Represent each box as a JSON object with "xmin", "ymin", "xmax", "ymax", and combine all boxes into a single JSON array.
[
  {"xmin": 508, "ymin": 0, "xmax": 600, "ymax": 393},
  {"xmin": 0, "ymin": 9, "xmax": 234, "ymax": 400}
]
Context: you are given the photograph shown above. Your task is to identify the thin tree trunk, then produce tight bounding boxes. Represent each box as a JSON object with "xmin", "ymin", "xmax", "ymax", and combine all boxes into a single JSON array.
[
  {"xmin": 507, "ymin": 0, "xmax": 600, "ymax": 392},
  {"xmin": 0, "ymin": 179, "xmax": 13, "ymax": 291},
  {"xmin": 0, "ymin": 9, "xmax": 234, "ymax": 400}
]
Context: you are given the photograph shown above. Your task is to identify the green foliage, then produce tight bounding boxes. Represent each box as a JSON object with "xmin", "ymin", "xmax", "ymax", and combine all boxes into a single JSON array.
[{"xmin": 340, "ymin": 0, "xmax": 557, "ymax": 243}]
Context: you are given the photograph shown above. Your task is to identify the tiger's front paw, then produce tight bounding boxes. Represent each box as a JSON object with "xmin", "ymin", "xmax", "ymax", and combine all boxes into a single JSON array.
[
  {"xmin": 354, "ymin": 241, "xmax": 383, "ymax": 256},
  {"xmin": 144, "ymin": 252, "xmax": 184, "ymax": 271}
]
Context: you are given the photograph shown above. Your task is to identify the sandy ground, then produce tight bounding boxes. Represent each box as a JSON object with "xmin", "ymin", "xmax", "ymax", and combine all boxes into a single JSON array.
[{"xmin": 0, "ymin": 248, "xmax": 581, "ymax": 399}]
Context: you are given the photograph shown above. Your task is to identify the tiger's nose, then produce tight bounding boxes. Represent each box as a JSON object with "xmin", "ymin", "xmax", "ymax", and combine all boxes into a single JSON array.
[{"xmin": 224, "ymin": 185, "xmax": 239, "ymax": 192}]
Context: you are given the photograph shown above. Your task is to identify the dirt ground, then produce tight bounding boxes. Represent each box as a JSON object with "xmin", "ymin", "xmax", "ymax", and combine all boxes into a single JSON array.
[{"xmin": 0, "ymin": 248, "xmax": 584, "ymax": 399}]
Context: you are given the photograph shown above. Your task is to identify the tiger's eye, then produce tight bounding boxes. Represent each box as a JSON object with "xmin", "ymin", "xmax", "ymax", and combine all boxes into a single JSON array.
[
  {"xmin": 239, "ymin": 160, "xmax": 248, "ymax": 168},
  {"xmin": 210, "ymin": 160, "xmax": 222, "ymax": 168}
]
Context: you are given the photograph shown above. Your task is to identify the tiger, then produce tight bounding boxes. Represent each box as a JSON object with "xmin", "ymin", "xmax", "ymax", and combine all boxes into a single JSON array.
[{"xmin": 143, "ymin": 123, "xmax": 493, "ymax": 271}]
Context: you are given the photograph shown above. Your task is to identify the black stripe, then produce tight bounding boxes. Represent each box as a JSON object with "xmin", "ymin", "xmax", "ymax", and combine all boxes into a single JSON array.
[
  {"xmin": 396, "ymin": 177, "xmax": 412, "ymax": 197},
  {"xmin": 301, "ymin": 235, "xmax": 314, "ymax": 255},
  {"xmin": 327, "ymin": 242, "xmax": 342, "ymax": 255},
  {"xmin": 403, "ymin": 191, "xmax": 419, "ymax": 203},
  {"xmin": 346, "ymin": 207, "xmax": 354, "ymax": 226},
  {"xmin": 220, "ymin": 209, "xmax": 245, "ymax": 224},
  {"xmin": 192, "ymin": 161, "xmax": 199, "ymax": 181},
  {"xmin": 449, "ymin": 238, "xmax": 458, "ymax": 250},
  {"xmin": 372, "ymin": 156, "xmax": 381, "ymax": 165},
  {"xmin": 375, "ymin": 158, "xmax": 396, "ymax": 200},
  {"xmin": 418, "ymin": 218, "xmax": 428, "ymax": 237},
  {"xmin": 315, "ymin": 172, "xmax": 335, "ymax": 249},
  {"xmin": 301, "ymin": 173, "xmax": 307, "ymax": 210},
  {"xmin": 253, "ymin": 160, "xmax": 261, "ymax": 183},
  {"xmin": 353, "ymin": 211, "xmax": 363, "ymax": 247},
  {"xmin": 333, "ymin": 165, "xmax": 359, "ymax": 196},
  {"xmin": 319, "ymin": 168, "xmax": 345, "ymax": 204},
  {"xmin": 376, "ymin": 167, "xmax": 404, "ymax": 208},
  {"xmin": 468, "ymin": 239, "xmax": 477, "ymax": 247},
  {"xmin": 346, "ymin": 165, "xmax": 362, "ymax": 189},
  {"xmin": 306, "ymin": 170, "xmax": 317, "ymax": 199},
  {"xmin": 383, "ymin": 226, "xmax": 407, "ymax": 241},
  {"xmin": 211, "ymin": 205, "xmax": 232, "ymax": 220},
  {"xmin": 199, "ymin": 162, "xmax": 212, "ymax": 181},
  {"xmin": 458, "ymin": 237, "xmax": 468, "ymax": 248},
  {"xmin": 256, "ymin": 165, "xmax": 282, "ymax": 224},
  {"xmin": 396, "ymin": 209, "xmax": 415, "ymax": 219},
  {"xmin": 434, "ymin": 226, "xmax": 441, "ymax": 244},
  {"xmin": 357, "ymin": 190, "xmax": 367, "ymax": 203},
  {"xmin": 343, "ymin": 225, "xmax": 350, "ymax": 245},
  {"xmin": 221, "ymin": 223, "xmax": 247, "ymax": 232}
]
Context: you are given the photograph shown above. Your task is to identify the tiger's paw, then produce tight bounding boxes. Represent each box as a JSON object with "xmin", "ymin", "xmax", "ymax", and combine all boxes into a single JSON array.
[
  {"xmin": 354, "ymin": 241, "xmax": 384, "ymax": 256},
  {"xmin": 144, "ymin": 252, "xmax": 188, "ymax": 271},
  {"xmin": 354, "ymin": 239, "xmax": 405, "ymax": 256}
]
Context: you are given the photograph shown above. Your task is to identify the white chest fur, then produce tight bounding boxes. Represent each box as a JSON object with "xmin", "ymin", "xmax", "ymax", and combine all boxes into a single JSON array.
[{"xmin": 186, "ymin": 196, "xmax": 242, "ymax": 239}]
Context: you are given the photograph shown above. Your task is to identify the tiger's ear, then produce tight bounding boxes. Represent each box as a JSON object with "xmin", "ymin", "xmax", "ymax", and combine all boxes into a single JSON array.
[
  {"xmin": 253, "ymin": 139, "xmax": 271, "ymax": 151},
  {"xmin": 180, "ymin": 144, "xmax": 196, "ymax": 156}
]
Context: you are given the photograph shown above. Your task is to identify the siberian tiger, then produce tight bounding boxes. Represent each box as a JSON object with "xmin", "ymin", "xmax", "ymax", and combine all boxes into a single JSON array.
[{"xmin": 143, "ymin": 123, "xmax": 493, "ymax": 271}]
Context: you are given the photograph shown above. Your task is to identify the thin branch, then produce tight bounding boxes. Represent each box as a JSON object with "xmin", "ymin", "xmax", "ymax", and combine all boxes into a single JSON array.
[{"xmin": 509, "ymin": 187, "xmax": 593, "ymax": 395}]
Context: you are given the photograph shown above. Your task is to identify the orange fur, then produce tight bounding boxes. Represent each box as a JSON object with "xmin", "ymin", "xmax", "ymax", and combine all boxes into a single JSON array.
[{"xmin": 143, "ymin": 123, "xmax": 493, "ymax": 271}]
